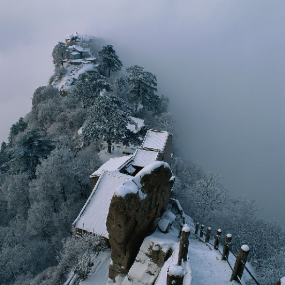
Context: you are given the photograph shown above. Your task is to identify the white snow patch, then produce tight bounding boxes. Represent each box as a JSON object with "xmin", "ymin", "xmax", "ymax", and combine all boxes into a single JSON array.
[
  {"xmin": 54, "ymin": 62, "xmax": 98, "ymax": 91},
  {"xmin": 281, "ymin": 277, "xmax": 285, "ymax": 284},
  {"xmin": 134, "ymin": 161, "xmax": 170, "ymax": 183},
  {"xmin": 154, "ymin": 233, "xmax": 192, "ymax": 285},
  {"xmin": 115, "ymin": 179, "xmax": 147, "ymax": 200},
  {"xmin": 90, "ymin": 155, "xmax": 133, "ymax": 178},
  {"xmin": 188, "ymin": 238, "xmax": 238, "ymax": 285},
  {"xmin": 126, "ymin": 117, "xmax": 144, "ymax": 133},
  {"xmin": 114, "ymin": 161, "xmax": 170, "ymax": 200},
  {"xmin": 182, "ymin": 224, "xmax": 191, "ymax": 233},
  {"xmin": 162, "ymin": 210, "xmax": 176, "ymax": 223},
  {"xmin": 81, "ymin": 251, "xmax": 111, "ymax": 285},
  {"xmin": 158, "ymin": 219, "xmax": 171, "ymax": 233},
  {"xmin": 168, "ymin": 264, "xmax": 184, "ymax": 277},
  {"xmin": 78, "ymin": 127, "xmax": 83, "ymax": 135},
  {"xmin": 241, "ymin": 244, "xmax": 250, "ymax": 252},
  {"xmin": 122, "ymin": 227, "xmax": 179, "ymax": 285}
]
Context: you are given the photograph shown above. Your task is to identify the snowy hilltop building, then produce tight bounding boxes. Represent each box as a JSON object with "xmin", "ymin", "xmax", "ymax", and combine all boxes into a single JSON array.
[
  {"xmin": 65, "ymin": 32, "xmax": 95, "ymax": 46},
  {"xmin": 72, "ymin": 129, "xmax": 172, "ymax": 238}
]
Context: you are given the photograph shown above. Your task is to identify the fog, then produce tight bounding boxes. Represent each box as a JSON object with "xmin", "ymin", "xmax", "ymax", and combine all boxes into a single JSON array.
[{"xmin": 1, "ymin": 0, "xmax": 285, "ymax": 227}]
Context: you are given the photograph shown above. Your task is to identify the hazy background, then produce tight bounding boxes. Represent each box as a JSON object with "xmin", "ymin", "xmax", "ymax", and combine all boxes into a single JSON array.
[{"xmin": 1, "ymin": 0, "xmax": 285, "ymax": 227}]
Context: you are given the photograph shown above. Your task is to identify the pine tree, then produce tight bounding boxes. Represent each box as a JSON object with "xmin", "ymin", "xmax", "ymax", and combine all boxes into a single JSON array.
[
  {"xmin": 98, "ymin": 45, "xmax": 123, "ymax": 77},
  {"xmin": 0, "ymin": 142, "xmax": 10, "ymax": 174},
  {"xmin": 73, "ymin": 73, "xmax": 111, "ymax": 108},
  {"xmin": 125, "ymin": 65, "xmax": 160, "ymax": 112},
  {"xmin": 8, "ymin": 117, "xmax": 28, "ymax": 146},
  {"xmin": 52, "ymin": 42, "xmax": 70, "ymax": 67},
  {"xmin": 9, "ymin": 129, "xmax": 55, "ymax": 179},
  {"xmin": 83, "ymin": 94, "xmax": 135, "ymax": 153}
]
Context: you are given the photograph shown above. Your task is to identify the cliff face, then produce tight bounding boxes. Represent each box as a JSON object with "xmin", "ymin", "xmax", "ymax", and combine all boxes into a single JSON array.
[{"xmin": 106, "ymin": 162, "xmax": 174, "ymax": 280}]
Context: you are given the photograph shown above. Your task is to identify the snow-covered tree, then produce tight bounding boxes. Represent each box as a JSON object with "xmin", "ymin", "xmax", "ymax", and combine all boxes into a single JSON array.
[
  {"xmin": 36, "ymin": 234, "xmax": 106, "ymax": 285},
  {"xmin": 52, "ymin": 42, "xmax": 70, "ymax": 67},
  {"xmin": 9, "ymin": 129, "xmax": 55, "ymax": 179},
  {"xmin": 190, "ymin": 172, "xmax": 226, "ymax": 220},
  {"xmin": 155, "ymin": 112, "xmax": 176, "ymax": 133},
  {"xmin": 73, "ymin": 73, "xmax": 111, "ymax": 108},
  {"xmin": 8, "ymin": 117, "xmax": 28, "ymax": 146},
  {"xmin": 83, "ymin": 94, "xmax": 135, "ymax": 153},
  {"xmin": 126, "ymin": 65, "xmax": 161, "ymax": 112},
  {"xmin": 98, "ymin": 45, "xmax": 123, "ymax": 77},
  {"xmin": 0, "ymin": 142, "xmax": 9, "ymax": 173}
]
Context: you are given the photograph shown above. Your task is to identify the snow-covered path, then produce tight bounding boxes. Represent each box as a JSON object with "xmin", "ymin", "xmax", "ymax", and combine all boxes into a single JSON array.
[
  {"xmin": 81, "ymin": 251, "xmax": 111, "ymax": 285},
  {"xmin": 188, "ymin": 237, "xmax": 238, "ymax": 285}
]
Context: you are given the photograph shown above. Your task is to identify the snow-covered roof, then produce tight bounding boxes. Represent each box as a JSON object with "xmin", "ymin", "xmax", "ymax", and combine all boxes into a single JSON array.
[
  {"xmin": 90, "ymin": 155, "xmax": 133, "ymax": 178},
  {"xmin": 141, "ymin": 130, "xmax": 169, "ymax": 151},
  {"xmin": 85, "ymin": 57, "xmax": 97, "ymax": 61},
  {"xmin": 71, "ymin": 51, "xmax": 80, "ymax": 55},
  {"xmin": 132, "ymin": 148, "xmax": 160, "ymax": 168},
  {"xmin": 69, "ymin": 59, "xmax": 84, "ymax": 63},
  {"xmin": 127, "ymin": 117, "xmax": 145, "ymax": 133},
  {"xmin": 73, "ymin": 171, "xmax": 131, "ymax": 238},
  {"xmin": 73, "ymin": 45, "xmax": 84, "ymax": 52}
]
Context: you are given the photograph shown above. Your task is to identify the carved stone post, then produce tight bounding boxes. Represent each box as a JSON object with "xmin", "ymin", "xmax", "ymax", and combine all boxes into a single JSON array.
[
  {"xmin": 221, "ymin": 234, "xmax": 232, "ymax": 260},
  {"xmin": 200, "ymin": 224, "xmax": 204, "ymax": 238},
  {"xmin": 230, "ymin": 245, "xmax": 250, "ymax": 282},
  {"xmin": 214, "ymin": 229, "xmax": 222, "ymax": 250},
  {"xmin": 205, "ymin": 227, "xmax": 211, "ymax": 243},
  {"xmin": 178, "ymin": 224, "xmax": 190, "ymax": 265},
  {"xmin": 167, "ymin": 264, "xmax": 184, "ymax": 285}
]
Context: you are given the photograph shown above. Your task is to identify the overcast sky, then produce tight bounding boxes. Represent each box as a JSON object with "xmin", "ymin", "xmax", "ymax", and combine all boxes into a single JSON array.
[{"xmin": 1, "ymin": 0, "xmax": 285, "ymax": 227}]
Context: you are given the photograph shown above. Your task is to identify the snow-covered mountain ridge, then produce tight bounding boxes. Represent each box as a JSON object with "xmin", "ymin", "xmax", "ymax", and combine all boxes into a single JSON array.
[{"xmin": 1, "ymin": 32, "xmax": 285, "ymax": 285}]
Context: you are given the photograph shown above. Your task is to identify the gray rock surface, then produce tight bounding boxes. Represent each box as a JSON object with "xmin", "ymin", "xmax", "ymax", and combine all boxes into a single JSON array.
[{"xmin": 106, "ymin": 162, "xmax": 174, "ymax": 280}]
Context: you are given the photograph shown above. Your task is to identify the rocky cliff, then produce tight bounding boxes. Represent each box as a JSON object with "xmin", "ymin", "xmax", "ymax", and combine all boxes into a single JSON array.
[{"xmin": 106, "ymin": 161, "xmax": 174, "ymax": 280}]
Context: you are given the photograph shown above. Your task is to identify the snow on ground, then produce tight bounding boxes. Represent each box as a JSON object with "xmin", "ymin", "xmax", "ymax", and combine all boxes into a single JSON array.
[
  {"xmin": 187, "ymin": 238, "xmax": 238, "ymax": 285},
  {"xmin": 77, "ymin": 222, "xmax": 255, "ymax": 285},
  {"xmin": 75, "ymin": 203, "xmax": 255, "ymax": 285},
  {"xmin": 52, "ymin": 62, "xmax": 98, "ymax": 91},
  {"xmin": 154, "ymin": 234, "xmax": 192, "ymax": 285},
  {"xmin": 80, "ymin": 250, "xmax": 111, "ymax": 285}
]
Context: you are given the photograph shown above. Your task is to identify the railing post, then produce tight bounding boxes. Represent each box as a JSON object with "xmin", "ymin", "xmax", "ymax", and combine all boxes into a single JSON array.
[
  {"xmin": 195, "ymin": 222, "xmax": 199, "ymax": 234},
  {"xmin": 167, "ymin": 264, "xmax": 184, "ymax": 285},
  {"xmin": 221, "ymin": 234, "xmax": 232, "ymax": 260},
  {"xmin": 200, "ymin": 224, "xmax": 204, "ymax": 238},
  {"xmin": 214, "ymin": 229, "xmax": 222, "ymax": 250},
  {"xmin": 276, "ymin": 277, "xmax": 285, "ymax": 285},
  {"xmin": 177, "ymin": 224, "xmax": 190, "ymax": 265},
  {"xmin": 230, "ymin": 245, "xmax": 250, "ymax": 282},
  {"xmin": 205, "ymin": 227, "xmax": 211, "ymax": 243}
]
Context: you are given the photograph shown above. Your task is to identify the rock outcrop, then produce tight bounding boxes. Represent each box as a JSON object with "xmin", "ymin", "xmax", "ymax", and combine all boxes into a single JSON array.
[{"xmin": 106, "ymin": 161, "xmax": 174, "ymax": 280}]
